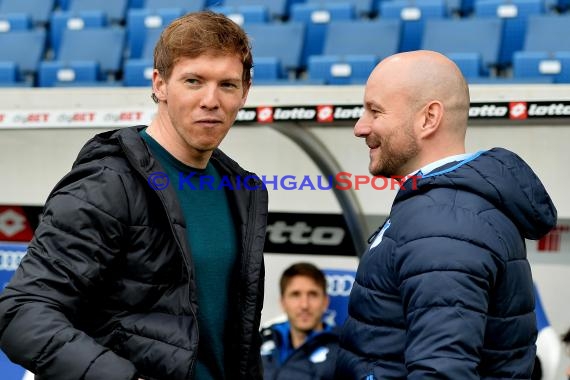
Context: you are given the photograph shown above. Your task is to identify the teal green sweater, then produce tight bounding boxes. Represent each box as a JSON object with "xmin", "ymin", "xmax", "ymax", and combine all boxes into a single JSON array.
[{"xmin": 141, "ymin": 130, "xmax": 237, "ymax": 379}]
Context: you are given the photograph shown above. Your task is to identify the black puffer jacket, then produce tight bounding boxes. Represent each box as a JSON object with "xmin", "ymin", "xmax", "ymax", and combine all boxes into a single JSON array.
[{"xmin": 0, "ymin": 126, "xmax": 268, "ymax": 380}]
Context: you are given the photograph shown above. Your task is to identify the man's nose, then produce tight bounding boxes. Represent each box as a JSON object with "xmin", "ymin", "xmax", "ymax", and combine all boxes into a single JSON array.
[
  {"xmin": 299, "ymin": 295, "xmax": 310, "ymax": 308},
  {"xmin": 354, "ymin": 116, "xmax": 371, "ymax": 138},
  {"xmin": 200, "ymin": 85, "xmax": 220, "ymax": 109}
]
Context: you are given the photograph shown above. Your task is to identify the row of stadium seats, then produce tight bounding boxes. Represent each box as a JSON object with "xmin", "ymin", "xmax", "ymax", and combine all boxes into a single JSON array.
[
  {"xmin": 1, "ymin": 0, "xmax": 569, "ymax": 24},
  {"xmin": 2, "ymin": 0, "xmax": 567, "ymax": 53},
  {"xmin": 1, "ymin": 0, "xmax": 570, "ymax": 86}
]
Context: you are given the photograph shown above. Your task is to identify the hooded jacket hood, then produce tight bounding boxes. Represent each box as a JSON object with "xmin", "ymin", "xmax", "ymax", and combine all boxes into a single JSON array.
[
  {"xmin": 72, "ymin": 126, "xmax": 255, "ymax": 181},
  {"xmin": 397, "ymin": 147, "xmax": 557, "ymax": 240},
  {"xmin": 74, "ymin": 127, "xmax": 130, "ymax": 166}
]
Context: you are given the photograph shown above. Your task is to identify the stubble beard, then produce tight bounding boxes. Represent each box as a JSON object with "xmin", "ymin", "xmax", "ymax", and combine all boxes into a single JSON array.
[{"xmin": 369, "ymin": 133, "xmax": 419, "ymax": 178}]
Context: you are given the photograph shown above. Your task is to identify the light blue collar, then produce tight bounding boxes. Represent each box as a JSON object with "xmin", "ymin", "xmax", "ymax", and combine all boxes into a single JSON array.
[
  {"xmin": 404, "ymin": 151, "xmax": 484, "ymax": 179},
  {"xmin": 419, "ymin": 153, "xmax": 473, "ymax": 175}
]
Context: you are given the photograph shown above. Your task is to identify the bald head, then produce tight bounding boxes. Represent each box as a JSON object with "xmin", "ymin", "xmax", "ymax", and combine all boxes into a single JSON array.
[
  {"xmin": 355, "ymin": 50, "xmax": 469, "ymax": 176},
  {"xmin": 369, "ymin": 50, "xmax": 470, "ymax": 133}
]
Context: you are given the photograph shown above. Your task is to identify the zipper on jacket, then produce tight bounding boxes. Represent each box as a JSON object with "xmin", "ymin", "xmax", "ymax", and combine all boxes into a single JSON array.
[
  {"xmin": 237, "ymin": 175, "xmax": 262, "ymax": 375},
  {"xmin": 155, "ymin": 190, "xmax": 199, "ymax": 379},
  {"xmin": 367, "ymin": 218, "xmax": 390, "ymax": 244},
  {"xmin": 119, "ymin": 137, "xmax": 199, "ymax": 379},
  {"xmin": 241, "ymin": 176, "xmax": 260, "ymax": 277}
]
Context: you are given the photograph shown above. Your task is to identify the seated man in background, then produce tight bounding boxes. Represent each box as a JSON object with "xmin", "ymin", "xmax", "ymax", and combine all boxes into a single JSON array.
[{"xmin": 261, "ymin": 262, "xmax": 339, "ymax": 380}]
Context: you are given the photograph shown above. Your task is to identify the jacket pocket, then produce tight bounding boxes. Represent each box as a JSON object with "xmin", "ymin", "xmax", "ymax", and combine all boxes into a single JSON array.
[{"xmin": 110, "ymin": 312, "xmax": 198, "ymax": 380}]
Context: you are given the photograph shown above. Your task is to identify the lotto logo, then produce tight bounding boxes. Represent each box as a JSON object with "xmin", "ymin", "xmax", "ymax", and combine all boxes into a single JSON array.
[
  {"xmin": 509, "ymin": 102, "xmax": 528, "ymax": 120},
  {"xmin": 317, "ymin": 105, "xmax": 334, "ymax": 122},
  {"xmin": 257, "ymin": 106, "xmax": 274, "ymax": 123}
]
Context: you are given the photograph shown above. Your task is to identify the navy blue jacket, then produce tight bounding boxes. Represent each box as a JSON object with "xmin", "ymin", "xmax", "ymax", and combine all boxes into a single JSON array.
[
  {"xmin": 262, "ymin": 321, "xmax": 339, "ymax": 380},
  {"xmin": 336, "ymin": 148, "xmax": 557, "ymax": 380}
]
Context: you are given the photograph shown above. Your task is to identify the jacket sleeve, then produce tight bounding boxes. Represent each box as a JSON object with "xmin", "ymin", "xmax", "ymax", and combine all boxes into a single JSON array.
[
  {"xmin": 0, "ymin": 165, "xmax": 137, "ymax": 380},
  {"xmin": 396, "ymin": 229, "xmax": 501, "ymax": 379}
]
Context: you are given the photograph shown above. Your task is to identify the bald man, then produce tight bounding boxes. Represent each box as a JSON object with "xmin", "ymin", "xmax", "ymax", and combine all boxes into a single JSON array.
[{"xmin": 335, "ymin": 51, "xmax": 557, "ymax": 379}]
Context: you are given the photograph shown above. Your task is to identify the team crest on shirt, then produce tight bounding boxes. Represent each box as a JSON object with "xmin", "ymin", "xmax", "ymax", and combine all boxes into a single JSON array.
[
  {"xmin": 309, "ymin": 347, "xmax": 329, "ymax": 363},
  {"xmin": 261, "ymin": 340, "xmax": 275, "ymax": 356}
]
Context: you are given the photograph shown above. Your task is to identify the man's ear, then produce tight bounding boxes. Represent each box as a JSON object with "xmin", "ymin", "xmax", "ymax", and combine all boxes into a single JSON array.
[
  {"xmin": 419, "ymin": 100, "xmax": 443, "ymax": 139},
  {"xmin": 152, "ymin": 69, "xmax": 167, "ymax": 103}
]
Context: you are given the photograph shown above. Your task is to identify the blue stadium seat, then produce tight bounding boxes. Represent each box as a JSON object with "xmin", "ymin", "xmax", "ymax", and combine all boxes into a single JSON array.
[
  {"xmin": 446, "ymin": 52, "xmax": 485, "ymax": 78},
  {"xmin": 140, "ymin": 27, "xmax": 162, "ymax": 59},
  {"xmin": 421, "ymin": 18, "xmax": 502, "ymax": 75},
  {"xmin": 38, "ymin": 61, "xmax": 99, "ymax": 87},
  {"xmin": 0, "ymin": 0, "xmax": 55, "ymax": 26},
  {"xmin": 308, "ymin": 19, "xmax": 400, "ymax": 84},
  {"xmin": 143, "ymin": 0, "xmax": 205, "ymax": 13},
  {"xmin": 128, "ymin": 0, "xmax": 145, "ymax": 8},
  {"xmin": 67, "ymin": 0, "xmax": 128, "ymax": 24},
  {"xmin": 322, "ymin": 19, "xmax": 400, "ymax": 57},
  {"xmin": 0, "ymin": 29, "xmax": 46, "ymax": 84},
  {"xmin": 251, "ymin": 56, "xmax": 280, "ymax": 83},
  {"xmin": 309, "ymin": 54, "xmax": 377, "ymax": 84},
  {"xmin": 290, "ymin": 2, "xmax": 355, "ymax": 67},
  {"xmin": 58, "ymin": 27, "xmax": 125, "ymax": 73},
  {"xmin": 520, "ymin": 14, "xmax": 570, "ymax": 52},
  {"xmin": 475, "ymin": 0, "xmax": 544, "ymax": 67},
  {"xmin": 467, "ymin": 76, "xmax": 554, "ymax": 83},
  {"xmin": 208, "ymin": 5, "xmax": 269, "ymax": 26},
  {"xmin": 306, "ymin": 0, "xmax": 377, "ymax": 17},
  {"xmin": 57, "ymin": 0, "xmax": 71, "ymax": 10},
  {"xmin": 41, "ymin": 26, "xmax": 125, "ymax": 86},
  {"xmin": 380, "ymin": 0, "xmax": 448, "ymax": 52},
  {"xmin": 514, "ymin": 52, "xmax": 570, "ymax": 83},
  {"xmin": 223, "ymin": 0, "xmax": 289, "ymax": 19},
  {"xmin": 50, "ymin": 10, "xmax": 107, "ymax": 56},
  {"xmin": 123, "ymin": 58, "xmax": 153, "ymax": 86},
  {"xmin": 0, "ymin": 13, "xmax": 32, "ymax": 32},
  {"xmin": 244, "ymin": 22, "xmax": 305, "ymax": 78},
  {"xmin": 126, "ymin": 8, "xmax": 183, "ymax": 59},
  {"xmin": 513, "ymin": 14, "xmax": 570, "ymax": 82},
  {"xmin": 123, "ymin": 24, "xmax": 165, "ymax": 86},
  {"xmin": 0, "ymin": 62, "xmax": 18, "ymax": 86}
]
